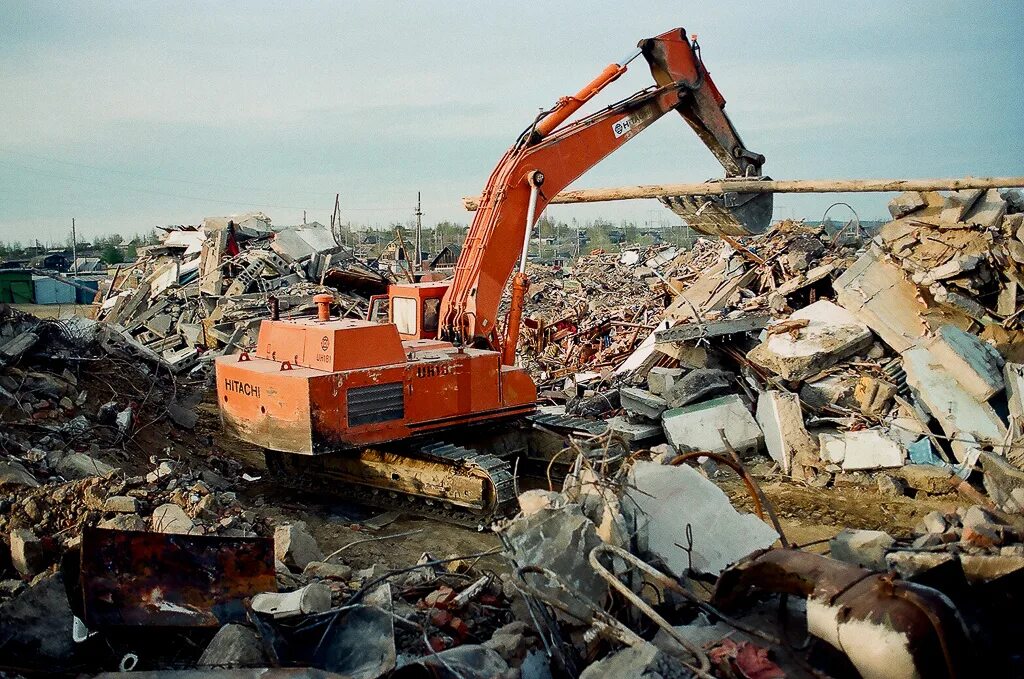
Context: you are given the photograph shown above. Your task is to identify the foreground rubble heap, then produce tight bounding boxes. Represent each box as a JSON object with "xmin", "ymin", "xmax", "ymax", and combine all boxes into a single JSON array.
[
  {"xmin": 528, "ymin": 189, "xmax": 1024, "ymax": 506},
  {"xmin": 96, "ymin": 213, "xmax": 390, "ymax": 372}
]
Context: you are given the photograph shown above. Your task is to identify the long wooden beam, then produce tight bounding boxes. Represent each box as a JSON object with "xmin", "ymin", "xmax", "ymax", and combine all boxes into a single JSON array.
[{"xmin": 462, "ymin": 176, "xmax": 1024, "ymax": 211}]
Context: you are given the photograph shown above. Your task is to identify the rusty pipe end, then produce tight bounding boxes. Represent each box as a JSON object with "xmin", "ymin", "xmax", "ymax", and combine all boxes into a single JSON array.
[{"xmin": 313, "ymin": 293, "xmax": 334, "ymax": 322}]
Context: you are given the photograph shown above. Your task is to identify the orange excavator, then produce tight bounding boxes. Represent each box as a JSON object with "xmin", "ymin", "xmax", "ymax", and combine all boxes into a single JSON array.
[{"xmin": 215, "ymin": 27, "xmax": 770, "ymax": 521}]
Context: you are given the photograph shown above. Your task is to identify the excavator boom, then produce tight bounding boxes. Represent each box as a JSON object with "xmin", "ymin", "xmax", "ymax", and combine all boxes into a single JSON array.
[{"xmin": 439, "ymin": 28, "xmax": 769, "ymax": 349}]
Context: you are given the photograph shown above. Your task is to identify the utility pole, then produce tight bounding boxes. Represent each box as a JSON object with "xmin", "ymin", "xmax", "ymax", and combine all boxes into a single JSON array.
[
  {"xmin": 414, "ymin": 192, "xmax": 423, "ymax": 272},
  {"xmin": 71, "ymin": 218, "xmax": 78, "ymax": 275}
]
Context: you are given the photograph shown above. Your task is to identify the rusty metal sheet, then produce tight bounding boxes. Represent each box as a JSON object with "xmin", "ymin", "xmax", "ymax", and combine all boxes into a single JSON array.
[{"xmin": 80, "ymin": 527, "xmax": 276, "ymax": 627}]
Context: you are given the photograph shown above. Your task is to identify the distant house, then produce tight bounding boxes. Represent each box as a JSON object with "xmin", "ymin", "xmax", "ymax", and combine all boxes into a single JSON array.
[
  {"xmin": 429, "ymin": 244, "xmax": 461, "ymax": 271},
  {"xmin": 608, "ymin": 230, "xmax": 627, "ymax": 244},
  {"xmin": 29, "ymin": 252, "xmax": 71, "ymax": 272},
  {"xmin": 73, "ymin": 257, "xmax": 105, "ymax": 273}
]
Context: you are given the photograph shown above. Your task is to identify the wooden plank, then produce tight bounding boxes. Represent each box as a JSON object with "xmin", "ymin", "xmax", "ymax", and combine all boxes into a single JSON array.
[{"xmin": 463, "ymin": 176, "xmax": 1024, "ymax": 211}]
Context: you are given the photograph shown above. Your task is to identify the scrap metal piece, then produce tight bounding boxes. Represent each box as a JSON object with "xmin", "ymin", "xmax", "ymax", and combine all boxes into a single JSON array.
[
  {"xmin": 713, "ymin": 549, "xmax": 974, "ymax": 679},
  {"xmin": 80, "ymin": 528, "xmax": 276, "ymax": 627}
]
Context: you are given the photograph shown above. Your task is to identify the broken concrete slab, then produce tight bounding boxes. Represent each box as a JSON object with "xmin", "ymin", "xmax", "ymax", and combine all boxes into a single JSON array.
[
  {"xmin": 625, "ymin": 461, "xmax": 778, "ymax": 576},
  {"xmin": 55, "ymin": 452, "xmax": 116, "ymax": 479},
  {"xmin": 198, "ymin": 624, "xmax": 269, "ymax": 668},
  {"xmin": 499, "ymin": 504, "xmax": 606, "ymax": 621},
  {"xmin": 833, "ymin": 245, "xmax": 929, "ymax": 353},
  {"xmin": 646, "ymin": 366, "xmax": 684, "ymax": 396},
  {"xmin": 963, "ymin": 189, "xmax": 1008, "ymax": 229},
  {"xmin": 98, "ymin": 513, "xmax": 147, "ymax": 531},
  {"xmin": 902, "ymin": 343, "xmax": 1007, "ymax": 461},
  {"xmin": 896, "ymin": 464, "xmax": 955, "ymax": 495},
  {"xmin": 0, "ymin": 459, "xmax": 40, "ymax": 488},
  {"xmin": 664, "ymin": 368, "xmax": 735, "ymax": 408},
  {"xmin": 888, "ymin": 191, "xmax": 927, "ymax": 219},
  {"xmin": 829, "ymin": 529, "xmax": 895, "ymax": 571},
  {"xmin": 747, "ymin": 300, "xmax": 873, "ymax": 381},
  {"xmin": 274, "ymin": 522, "xmax": 323, "ymax": 571},
  {"xmin": 0, "ymin": 574, "xmax": 76, "ymax": 671},
  {"xmin": 605, "ymin": 415, "xmax": 662, "ymax": 443},
  {"xmin": 662, "ymin": 394, "xmax": 763, "ymax": 455},
  {"xmin": 755, "ymin": 390, "xmax": 817, "ymax": 475},
  {"xmin": 619, "ymin": 386, "xmax": 668, "ymax": 420},
  {"xmin": 924, "ymin": 325, "xmax": 1004, "ymax": 402},
  {"xmin": 818, "ymin": 429, "xmax": 905, "ymax": 471}
]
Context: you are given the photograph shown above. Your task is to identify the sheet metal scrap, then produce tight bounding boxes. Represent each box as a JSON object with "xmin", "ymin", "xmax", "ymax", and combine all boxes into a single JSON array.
[{"xmin": 80, "ymin": 527, "xmax": 276, "ymax": 627}]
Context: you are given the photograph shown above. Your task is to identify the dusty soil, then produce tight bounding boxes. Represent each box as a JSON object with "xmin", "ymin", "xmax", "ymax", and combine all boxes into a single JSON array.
[{"xmin": 198, "ymin": 388, "xmax": 966, "ymax": 574}]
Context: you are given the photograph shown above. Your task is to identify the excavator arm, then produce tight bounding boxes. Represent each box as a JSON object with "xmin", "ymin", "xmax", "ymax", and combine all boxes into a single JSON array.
[{"xmin": 439, "ymin": 27, "xmax": 768, "ymax": 353}]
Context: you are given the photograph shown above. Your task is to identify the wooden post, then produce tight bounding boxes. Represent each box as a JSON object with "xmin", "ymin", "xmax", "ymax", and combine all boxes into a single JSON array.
[{"xmin": 462, "ymin": 176, "xmax": 1024, "ymax": 211}]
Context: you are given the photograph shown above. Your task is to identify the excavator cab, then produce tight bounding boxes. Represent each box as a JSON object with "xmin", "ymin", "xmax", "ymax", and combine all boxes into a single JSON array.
[{"xmin": 367, "ymin": 281, "xmax": 450, "ymax": 341}]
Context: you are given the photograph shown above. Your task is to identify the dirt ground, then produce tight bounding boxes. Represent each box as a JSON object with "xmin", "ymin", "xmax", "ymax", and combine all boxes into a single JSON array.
[{"xmin": 196, "ymin": 395, "xmax": 966, "ymax": 574}]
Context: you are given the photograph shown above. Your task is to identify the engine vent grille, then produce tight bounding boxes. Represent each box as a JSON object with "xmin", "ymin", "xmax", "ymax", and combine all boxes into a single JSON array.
[{"xmin": 347, "ymin": 382, "xmax": 405, "ymax": 427}]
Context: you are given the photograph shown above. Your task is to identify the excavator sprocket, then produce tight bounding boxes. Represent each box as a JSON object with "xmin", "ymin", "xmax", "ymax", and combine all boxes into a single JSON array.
[{"xmin": 264, "ymin": 441, "xmax": 517, "ymax": 527}]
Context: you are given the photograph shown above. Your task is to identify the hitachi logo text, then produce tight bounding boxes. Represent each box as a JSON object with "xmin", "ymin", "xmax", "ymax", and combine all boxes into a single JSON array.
[{"xmin": 224, "ymin": 379, "xmax": 260, "ymax": 398}]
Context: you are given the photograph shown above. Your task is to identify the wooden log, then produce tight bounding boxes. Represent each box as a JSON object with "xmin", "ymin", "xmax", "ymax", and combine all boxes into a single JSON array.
[{"xmin": 462, "ymin": 176, "xmax": 1024, "ymax": 211}]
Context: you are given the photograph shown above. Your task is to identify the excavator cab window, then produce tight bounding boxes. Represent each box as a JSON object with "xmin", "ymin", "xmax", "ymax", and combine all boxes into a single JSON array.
[
  {"xmin": 422, "ymin": 298, "xmax": 440, "ymax": 336},
  {"xmin": 392, "ymin": 297, "xmax": 417, "ymax": 335},
  {"xmin": 367, "ymin": 294, "xmax": 389, "ymax": 324}
]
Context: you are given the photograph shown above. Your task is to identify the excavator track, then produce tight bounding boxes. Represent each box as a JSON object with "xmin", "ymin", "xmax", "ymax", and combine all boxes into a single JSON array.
[{"xmin": 264, "ymin": 441, "xmax": 517, "ymax": 527}]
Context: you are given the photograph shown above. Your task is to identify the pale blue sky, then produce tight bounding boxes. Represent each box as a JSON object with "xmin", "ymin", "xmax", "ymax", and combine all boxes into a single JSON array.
[{"xmin": 1, "ymin": 1, "xmax": 1021, "ymax": 243}]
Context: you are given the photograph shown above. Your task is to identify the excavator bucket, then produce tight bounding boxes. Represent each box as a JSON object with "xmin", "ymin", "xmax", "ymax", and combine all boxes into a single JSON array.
[{"xmin": 659, "ymin": 179, "xmax": 774, "ymax": 237}]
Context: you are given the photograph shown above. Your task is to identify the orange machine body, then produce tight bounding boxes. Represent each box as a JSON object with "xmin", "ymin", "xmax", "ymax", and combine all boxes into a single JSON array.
[{"xmin": 215, "ymin": 301, "xmax": 537, "ymax": 455}]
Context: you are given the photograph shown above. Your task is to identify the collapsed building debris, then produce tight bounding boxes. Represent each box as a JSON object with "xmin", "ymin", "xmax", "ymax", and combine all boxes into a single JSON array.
[{"xmin": 95, "ymin": 214, "xmax": 390, "ymax": 372}]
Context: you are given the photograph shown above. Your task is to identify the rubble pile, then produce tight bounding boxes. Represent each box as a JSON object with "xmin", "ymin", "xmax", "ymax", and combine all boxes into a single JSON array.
[
  {"xmin": 96, "ymin": 213, "xmax": 390, "ymax": 371},
  {"xmin": 529, "ymin": 190, "xmax": 1024, "ymax": 506},
  {"xmin": 519, "ymin": 221, "xmax": 854, "ymax": 383}
]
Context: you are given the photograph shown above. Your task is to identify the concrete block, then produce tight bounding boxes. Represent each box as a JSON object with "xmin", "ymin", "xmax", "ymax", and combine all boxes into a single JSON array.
[
  {"xmin": 98, "ymin": 513, "xmax": 147, "ymax": 531},
  {"xmin": 646, "ymin": 367, "xmax": 684, "ymax": 396},
  {"xmin": 0, "ymin": 460, "xmax": 40, "ymax": 488},
  {"xmin": 619, "ymin": 387, "xmax": 667, "ymax": 420},
  {"xmin": 747, "ymin": 300, "xmax": 873, "ymax": 381},
  {"xmin": 888, "ymin": 191, "xmax": 927, "ymax": 219},
  {"xmin": 605, "ymin": 415, "xmax": 662, "ymax": 443},
  {"xmin": 55, "ymin": 452, "xmax": 116, "ymax": 479},
  {"xmin": 662, "ymin": 394, "xmax": 763, "ymax": 455},
  {"xmin": 963, "ymin": 189, "xmax": 1007, "ymax": 229},
  {"xmin": 499, "ymin": 504, "xmax": 606, "ymax": 621},
  {"xmin": 198, "ymin": 623, "xmax": 268, "ymax": 668},
  {"xmin": 903, "ymin": 344, "xmax": 1007, "ymax": 461},
  {"xmin": 819, "ymin": 429, "xmax": 904, "ymax": 471},
  {"xmin": 664, "ymin": 368, "xmax": 734, "ymax": 408},
  {"xmin": 152, "ymin": 503, "xmax": 198, "ymax": 535},
  {"xmin": 897, "ymin": 464, "xmax": 954, "ymax": 494},
  {"xmin": 10, "ymin": 529, "xmax": 46, "ymax": 577},
  {"xmin": 102, "ymin": 496, "xmax": 139, "ymax": 513},
  {"xmin": 829, "ymin": 529, "xmax": 895, "ymax": 571},
  {"xmin": 925, "ymin": 325, "xmax": 1004, "ymax": 402},
  {"xmin": 274, "ymin": 522, "xmax": 324, "ymax": 571},
  {"xmin": 833, "ymin": 246, "xmax": 929, "ymax": 353},
  {"xmin": 755, "ymin": 390, "xmax": 817, "ymax": 475},
  {"xmin": 625, "ymin": 461, "xmax": 777, "ymax": 576}
]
